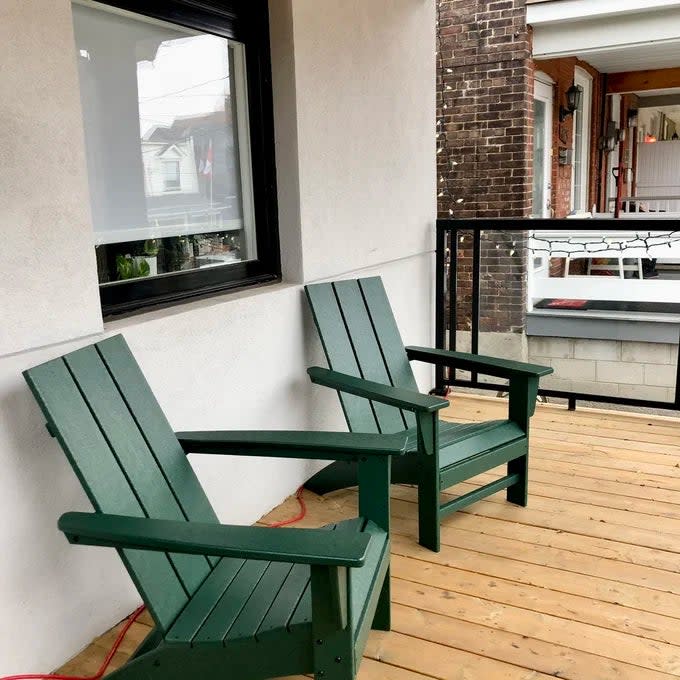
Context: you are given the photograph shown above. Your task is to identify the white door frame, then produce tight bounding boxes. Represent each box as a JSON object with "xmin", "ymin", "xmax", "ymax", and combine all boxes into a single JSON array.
[
  {"xmin": 571, "ymin": 66, "xmax": 593, "ymax": 212},
  {"xmin": 533, "ymin": 73, "xmax": 554, "ymax": 218}
]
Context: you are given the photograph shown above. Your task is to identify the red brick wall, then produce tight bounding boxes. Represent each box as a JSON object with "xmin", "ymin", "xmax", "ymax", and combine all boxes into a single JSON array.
[
  {"xmin": 438, "ymin": 0, "xmax": 533, "ymax": 219},
  {"xmin": 438, "ymin": 1, "xmax": 531, "ymax": 333}
]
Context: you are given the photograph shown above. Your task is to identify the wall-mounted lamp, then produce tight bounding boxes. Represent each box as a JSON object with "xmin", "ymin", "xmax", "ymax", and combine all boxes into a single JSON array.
[
  {"xmin": 559, "ymin": 83, "xmax": 583, "ymax": 122},
  {"xmin": 598, "ymin": 120, "xmax": 619, "ymax": 153}
]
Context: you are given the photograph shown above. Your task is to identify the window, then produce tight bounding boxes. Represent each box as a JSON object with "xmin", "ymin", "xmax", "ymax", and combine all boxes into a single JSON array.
[
  {"xmin": 162, "ymin": 161, "xmax": 181, "ymax": 192},
  {"xmin": 72, "ymin": 0, "xmax": 279, "ymax": 315},
  {"xmin": 571, "ymin": 67, "xmax": 592, "ymax": 213}
]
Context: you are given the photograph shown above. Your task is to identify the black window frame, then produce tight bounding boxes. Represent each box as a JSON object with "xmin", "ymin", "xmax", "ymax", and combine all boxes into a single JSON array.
[{"xmin": 80, "ymin": 0, "xmax": 280, "ymax": 317}]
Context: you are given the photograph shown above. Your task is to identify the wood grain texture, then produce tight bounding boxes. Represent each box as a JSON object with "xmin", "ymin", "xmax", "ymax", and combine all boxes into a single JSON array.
[{"xmin": 55, "ymin": 394, "xmax": 680, "ymax": 679}]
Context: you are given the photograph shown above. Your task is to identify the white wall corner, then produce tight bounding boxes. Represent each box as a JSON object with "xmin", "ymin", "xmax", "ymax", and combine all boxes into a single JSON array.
[
  {"xmin": 290, "ymin": 0, "xmax": 437, "ymax": 283},
  {"xmin": 269, "ymin": 0, "xmax": 305, "ymax": 284}
]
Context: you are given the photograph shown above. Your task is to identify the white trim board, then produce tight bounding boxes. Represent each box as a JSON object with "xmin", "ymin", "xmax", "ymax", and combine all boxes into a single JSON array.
[{"xmin": 528, "ymin": 0, "xmax": 680, "ymax": 26}]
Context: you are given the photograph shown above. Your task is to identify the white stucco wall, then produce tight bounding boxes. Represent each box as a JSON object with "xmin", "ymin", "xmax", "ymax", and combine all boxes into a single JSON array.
[
  {"xmin": 0, "ymin": 0, "xmax": 435, "ymax": 673},
  {"xmin": 0, "ymin": 0, "xmax": 103, "ymax": 356},
  {"xmin": 290, "ymin": 0, "xmax": 437, "ymax": 282}
]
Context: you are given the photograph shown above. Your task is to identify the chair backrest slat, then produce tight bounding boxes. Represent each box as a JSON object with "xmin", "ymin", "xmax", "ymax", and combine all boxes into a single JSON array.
[
  {"xmin": 97, "ymin": 335, "xmax": 220, "ymax": 566},
  {"xmin": 24, "ymin": 357, "xmax": 189, "ymax": 631},
  {"xmin": 333, "ymin": 280, "xmax": 407, "ymax": 433},
  {"xmin": 357, "ymin": 278, "xmax": 418, "ymax": 428},
  {"xmin": 64, "ymin": 345, "xmax": 212, "ymax": 593},
  {"xmin": 24, "ymin": 335, "xmax": 221, "ymax": 632},
  {"xmin": 305, "ymin": 283, "xmax": 379, "ymax": 433},
  {"xmin": 306, "ymin": 277, "xmax": 418, "ymax": 433}
]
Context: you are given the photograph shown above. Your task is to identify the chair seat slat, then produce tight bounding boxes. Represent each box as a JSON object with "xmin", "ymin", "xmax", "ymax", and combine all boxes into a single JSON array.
[{"xmin": 194, "ymin": 561, "xmax": 271, "ymax": 644}]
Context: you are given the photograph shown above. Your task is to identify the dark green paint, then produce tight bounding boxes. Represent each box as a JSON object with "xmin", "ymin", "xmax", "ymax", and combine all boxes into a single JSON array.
[
  {"xmin": 23, "ymin": 334, "xmax": 400, "ymax": 679},
  {"xmin": 304, "ymin": 277, "xmax": 553, "ymax": 552}
]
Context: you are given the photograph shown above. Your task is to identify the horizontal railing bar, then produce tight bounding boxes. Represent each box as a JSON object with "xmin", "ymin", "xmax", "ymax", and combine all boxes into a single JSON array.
[
  {"xmin": 609, "ymin": 195, "xmax": 680, "ymax": 203},
  {"xmin": 435, "ymin": 218, "xmax": 680, "ymax": 232},
  {"xmin": 444, "ymin": 378, "xmax": 679, "ymax": 411}
]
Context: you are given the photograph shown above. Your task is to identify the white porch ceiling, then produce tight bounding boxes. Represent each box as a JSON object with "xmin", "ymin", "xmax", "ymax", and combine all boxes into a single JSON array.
[
  {"xmin": 529, "ymin": 2, "xmax": 680, "ymax": 74},
  {"xmin": 570, "ymin": 42, "xmax": 680, "ymax": 74}
]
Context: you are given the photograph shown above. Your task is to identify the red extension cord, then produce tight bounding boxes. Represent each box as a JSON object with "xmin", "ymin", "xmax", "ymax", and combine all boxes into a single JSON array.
[
  {"xmin": 1, "ymin": 488, "xmax": 307, "ymax": 680},
  {"xmin": 266, "ymin": 486, "xmax": 306, "ymax": 528}
]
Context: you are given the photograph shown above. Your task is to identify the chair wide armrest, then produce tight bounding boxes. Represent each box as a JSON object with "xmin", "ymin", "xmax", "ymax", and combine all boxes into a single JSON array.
[
  {"xmin": 176, "ymin": 430, "xmax": 407, "ymax": 460},
  {"xmin": 59, "ymin": 512, "xmax": 372, "ymax": 567},
  {"xmin": 406, "ymin": 346, "xmax": 553, "ymax": 380},
  {"xmin": 308, "ymin": 366, "xmax": 448, "ymax": 413}
]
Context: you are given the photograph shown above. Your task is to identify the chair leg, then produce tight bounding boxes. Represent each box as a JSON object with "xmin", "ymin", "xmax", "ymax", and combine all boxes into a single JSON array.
[
  {"xmin": 371, "ymin": 568, "xmax": 391, "ymax": 631},
  {"xmin": 506, "ymin": 453, "xmax": 529, "ymax": 506},
  {"xmin": 312, "ymin": 639, "xmax": 354, "ymax": 680},
  {"xmin": 417, "ymin": 459, "xmax": 441, "ymax": 552}
]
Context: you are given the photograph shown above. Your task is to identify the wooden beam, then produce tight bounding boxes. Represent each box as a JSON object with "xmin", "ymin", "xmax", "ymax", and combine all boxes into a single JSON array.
[
  {"xmin": 607, "ymin": 67, "xmax": 680, "ymax": 93},
  {"xmin": 639, "ymin": 93, "xmax": 680, "ymax": 108}
]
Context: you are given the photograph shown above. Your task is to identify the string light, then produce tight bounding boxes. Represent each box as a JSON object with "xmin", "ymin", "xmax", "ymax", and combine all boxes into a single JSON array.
[
  {"xmin": 529, "ymin": 230, "xmax": 680, "ymax": 258},
  {"xmin": 436, "ymin": 0, "xmax": 463, "ymax": 217}
]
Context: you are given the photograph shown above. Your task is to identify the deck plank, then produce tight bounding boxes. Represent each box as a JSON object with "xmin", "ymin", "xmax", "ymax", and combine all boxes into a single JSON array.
[{"xmin": 53, "ymin": 395, "xmax": 680, "ymax": 679}]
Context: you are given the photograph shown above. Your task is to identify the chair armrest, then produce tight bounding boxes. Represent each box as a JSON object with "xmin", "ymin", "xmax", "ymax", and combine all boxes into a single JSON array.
[
  {"xmin": 58, "ymin": 512, "xmax": 371, "ymax": 568},
  {"xmin": 176, "ymin": 430, "xmax": 407, "ymax": 461},
  {"xmin": 405, "ymin": 346, "xmax": 553, "ymax": 380},
  {"xmin": 308, "ymin": 367, "xmax": 448, "ymax": 414}
]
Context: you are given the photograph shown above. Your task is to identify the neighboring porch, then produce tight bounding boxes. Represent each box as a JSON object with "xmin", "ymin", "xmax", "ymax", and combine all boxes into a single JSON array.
[
  {"xmin": 57, "ymin": 394, "xmax": 680, "ymax": 679},
  {"xmin": 528, "ymin": 0, "xmax": 680, "ymax": 220}
]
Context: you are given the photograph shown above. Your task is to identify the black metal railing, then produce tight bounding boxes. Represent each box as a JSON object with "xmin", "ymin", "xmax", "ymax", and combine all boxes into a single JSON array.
[{"xmin": 435, "ymin": 219, "xmax": 680, "ymax": 411}]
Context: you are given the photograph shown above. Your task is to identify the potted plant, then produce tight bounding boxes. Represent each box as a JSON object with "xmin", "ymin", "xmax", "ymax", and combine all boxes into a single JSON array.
[
  {"xmin": 116, "ymin": 240, "xmax": 160, "ymax": 280},
  {"xmin": 116, "ymin": 254, "xmax": 150, "ymax": 280},
  {"xmin": 132, "ymin": 239, "xmax": 159, "ymax": 277}
]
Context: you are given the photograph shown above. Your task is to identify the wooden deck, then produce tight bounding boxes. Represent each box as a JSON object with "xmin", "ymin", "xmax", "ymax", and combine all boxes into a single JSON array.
[{"xmin": 57, "ymin": 394, "xmax": 680, "ymax": 679}]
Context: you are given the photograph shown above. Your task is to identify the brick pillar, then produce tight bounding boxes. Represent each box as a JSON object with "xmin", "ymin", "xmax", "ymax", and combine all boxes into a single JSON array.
[
  {"xmin": 438, "ymin": 1, "xmax": 531, "ymax": 335},
  {"xmin": 438, "ymin": 0, "xmax": 534, "ymax": 219},
  {"xmin": 452, "ymin": 229, "xmax": 528, "ymax": 333}
]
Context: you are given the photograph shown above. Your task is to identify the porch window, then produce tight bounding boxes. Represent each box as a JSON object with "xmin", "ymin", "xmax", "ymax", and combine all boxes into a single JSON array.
[{"xmin": 72, "ymin": 0, "xmax": 279, "ymax": 316}]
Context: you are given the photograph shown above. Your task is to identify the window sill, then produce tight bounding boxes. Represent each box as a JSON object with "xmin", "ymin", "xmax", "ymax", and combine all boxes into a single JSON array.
[
  {"xmin": 527, "ymin": 309, "xmax": 680, "ymax": 344},
  {"xmin": 104, "ymin": 276, "xmax": 292, "ymax": 330}
]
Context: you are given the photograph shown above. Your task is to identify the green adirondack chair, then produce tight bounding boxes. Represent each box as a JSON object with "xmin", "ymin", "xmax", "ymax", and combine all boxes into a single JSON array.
[
  {"xmin": 304, "ymin": 277, "xmax": 553, "ymax": 553},
  {"xmin": 23, "ymin": 334, "xmax": 407, "ymax": 680}
]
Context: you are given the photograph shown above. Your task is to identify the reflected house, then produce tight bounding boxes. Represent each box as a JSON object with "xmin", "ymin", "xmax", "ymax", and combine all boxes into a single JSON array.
[{"xmin": 141, "ymin": 111, "xmax": 242, "ymax": 233}]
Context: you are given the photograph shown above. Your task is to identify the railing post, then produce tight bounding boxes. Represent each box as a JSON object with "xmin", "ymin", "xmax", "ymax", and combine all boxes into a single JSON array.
[
  {"xmin": 449, "ymin": 228, "xmax": 458, "ymax": 353},
  {"xmin": 471, "ymin": 229, "xmax": 481, "ymax": 383},
  {"xmin": 434, "ymin": 224, "xmax": 446, "ymax": 391}
]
